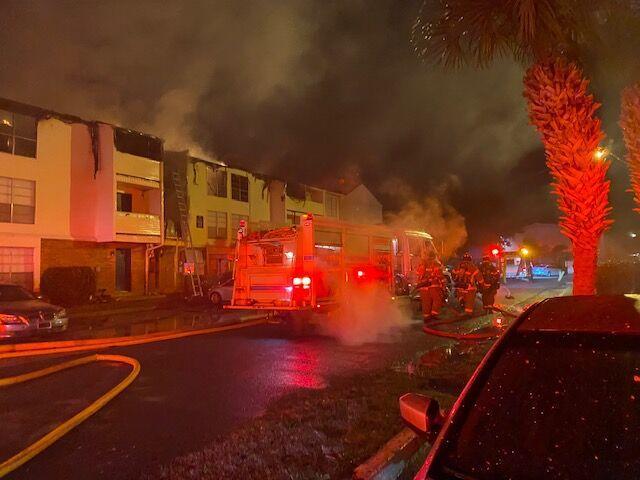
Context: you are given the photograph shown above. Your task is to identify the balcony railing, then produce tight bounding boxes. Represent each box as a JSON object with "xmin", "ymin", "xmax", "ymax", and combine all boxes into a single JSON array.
[{"xmin": 115, "ymin": 211, "xmax": 161, "ymax": 237}]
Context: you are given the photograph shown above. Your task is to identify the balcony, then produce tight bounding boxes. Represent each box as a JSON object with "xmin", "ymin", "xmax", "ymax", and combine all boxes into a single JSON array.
[
  {"xmin": 114, "ymin": 151, "xmax": 161, "ymax": 184},
  {"xmin": 116, "ymin": 211, "xmax": 161, "ymax": 240}
]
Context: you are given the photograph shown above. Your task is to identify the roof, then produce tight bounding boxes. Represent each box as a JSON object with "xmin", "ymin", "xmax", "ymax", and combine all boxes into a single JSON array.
[
  {"xmin": 0, "ymin": 96, "xmax": 161, "ymax": 143},
  {"xmin": 519, "ymin": 295, "xmax": 640, "ymax": 334}
]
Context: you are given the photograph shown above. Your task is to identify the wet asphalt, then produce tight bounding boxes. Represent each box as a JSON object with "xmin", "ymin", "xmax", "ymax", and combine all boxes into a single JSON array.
[
  {"xmin": 2, "ymin": 319, "xmax": 431, "ymax": 480},
  {"xmin": 1, "ymin": 279, "xmax": 563, "ymax": 479}
]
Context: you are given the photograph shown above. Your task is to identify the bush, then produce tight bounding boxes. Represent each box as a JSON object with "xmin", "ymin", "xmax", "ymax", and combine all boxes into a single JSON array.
[
  {"xmin": 596, "ymin": 261, "xmax": 640, "ymax": 295},
  {"xmin": 41, "ymin": 267, "xmax": 97, "ymax": 306}
]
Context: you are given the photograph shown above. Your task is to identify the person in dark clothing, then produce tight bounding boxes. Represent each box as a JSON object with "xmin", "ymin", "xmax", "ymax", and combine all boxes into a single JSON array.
[{"xmin": 478, "ymin": 254, "xmax": 500, "ymax": 313}]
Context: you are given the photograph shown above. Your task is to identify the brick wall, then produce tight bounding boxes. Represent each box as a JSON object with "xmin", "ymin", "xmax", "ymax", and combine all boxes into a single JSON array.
[{"xmin": 41, "ymin": 239, "xmax": 147, "ymax": 295}]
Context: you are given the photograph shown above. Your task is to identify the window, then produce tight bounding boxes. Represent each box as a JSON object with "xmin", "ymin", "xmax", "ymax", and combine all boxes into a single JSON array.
[
  {"xmin": 207, "ymin": 166, "xmax": 227, "ymax": 197},
  {"xmin": 325, "ymin": 193, "xmax": 339, "ymax": 217},
  {"xmin": 231, "ymin": 174, "xmax": 249, "ymax": 202},
  {"xmin": 0, "ymin": 110, "xmax": 37, "ymax": 158},
  {"xmin": 287, "ymin": 210, "xmax": 304, "ymax": 226},
  {"xmin": 0, "ymin": 247, "xmax": 34, "ymax": 291},
  {"xmin": 113, "ymin": 128, "xmax": 162, "ymax": 160},
  {"xmin": 231, "ymin": 214, "xmax": 249, "ymax": 231},
  {"xmin": 196, "ymin": 215, "xmax": 204, "ymax": 228},
  {"xmin": 207, "ymin": 210, "xmax": 227, "ymax": 239},
  {"xmin": 307, "ymin": 187, "xmax": 324, "ymax": 203},
  {"xmin": 117, "ymin": 192, "xmax": 132, "ymax": 212},
  {"xmin": 0, "ymin": 177, "xmax": 35, "ymax": 224}
]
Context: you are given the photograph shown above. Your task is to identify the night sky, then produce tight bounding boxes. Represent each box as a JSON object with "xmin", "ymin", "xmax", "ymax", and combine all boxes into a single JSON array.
[{"xmin": 1, "ymin": 1, "xmax": 639, "ymax": 247}]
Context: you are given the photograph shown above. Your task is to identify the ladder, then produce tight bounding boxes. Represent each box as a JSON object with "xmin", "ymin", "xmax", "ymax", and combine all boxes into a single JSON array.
[{"xmin": 172, "ymin": 170, "xmax": 204, "ymax": 297}]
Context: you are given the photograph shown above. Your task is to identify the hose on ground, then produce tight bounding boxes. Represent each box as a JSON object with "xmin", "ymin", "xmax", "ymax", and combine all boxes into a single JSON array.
[{"xmin": 0, "ymin": 354, "xmax": 140, "ymax": 478}]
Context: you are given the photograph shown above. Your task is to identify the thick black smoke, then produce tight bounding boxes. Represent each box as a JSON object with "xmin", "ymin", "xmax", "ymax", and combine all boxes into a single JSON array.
[{"xmin": 4, "ymin": 0, "xmax": 634, "ymax": 244}]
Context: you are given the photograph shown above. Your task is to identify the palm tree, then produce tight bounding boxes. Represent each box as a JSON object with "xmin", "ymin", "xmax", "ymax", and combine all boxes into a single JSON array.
[
  {"xmin": 412, "ymin": 0, "xmax": 614, "ymax": 294},
  {"xmin": 620, "ymin": 83, "xmax": 640, "ymax": 213}
]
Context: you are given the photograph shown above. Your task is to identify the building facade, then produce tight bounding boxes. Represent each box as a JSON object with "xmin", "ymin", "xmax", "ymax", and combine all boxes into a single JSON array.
[
  {"xmin": 0, "ymin": 98, "xmax": 164, "ymax": 295},
  {"xmin": 163, "ymin": 151, "xmax": 383, "ymax": 285}
]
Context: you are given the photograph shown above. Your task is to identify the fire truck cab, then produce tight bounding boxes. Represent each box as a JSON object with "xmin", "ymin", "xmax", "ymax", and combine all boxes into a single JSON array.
[{"xmin": 226, "ymin": 214, "xmax": 436, "ymax": 315}]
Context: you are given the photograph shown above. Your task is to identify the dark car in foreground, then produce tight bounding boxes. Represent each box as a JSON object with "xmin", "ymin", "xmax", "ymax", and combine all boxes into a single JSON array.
[
  {"xmin": 401, "ymin": 295, "xmax": 640, "ymax": 479},
  {"xmin": 0, "ymin": 284, "xmax": 68, "ymax": 339}
]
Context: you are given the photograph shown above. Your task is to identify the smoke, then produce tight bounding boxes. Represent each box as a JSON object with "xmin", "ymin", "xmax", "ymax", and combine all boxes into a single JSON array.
[
  {"xmin": 0, "ymin": 0, "xmax": 561, "ymax": 239},
  {"xmin": 318, "ymin": 283, "xmax": 409, "ymax": 345},
  {"xmin": 383, "ymin": 177, "xmax": 468, "ymax": 257}
]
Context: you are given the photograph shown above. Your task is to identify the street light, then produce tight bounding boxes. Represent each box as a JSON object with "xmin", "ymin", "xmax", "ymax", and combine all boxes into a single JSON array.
[
  {"xmin": 520, "ymin": 247, "xmax": 530, "ymax": 257},
  {"xmin": 594, "ymin": 147, "xmax": 607, "ymax": 161}
]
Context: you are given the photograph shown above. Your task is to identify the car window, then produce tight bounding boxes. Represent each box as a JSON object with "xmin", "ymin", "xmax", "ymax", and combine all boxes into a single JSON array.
[
  {"xmin": 0, "ymin": 284, "xmax": 35, "ymax": 301},
  {"xmin": 430, "ymin": 332, "xmax": 640, "ymax": 480}
]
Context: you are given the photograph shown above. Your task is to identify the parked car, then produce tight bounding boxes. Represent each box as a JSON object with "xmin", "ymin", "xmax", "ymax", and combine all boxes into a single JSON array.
[
  {"xmin": 401, "ymin": 295, "xmax": 640, "ymax": 479},
  {"xmin": 208, "ymin": 274, "xmax": 234, "ymax": 309},
  {"xmin": 0, "ymin": 284, "xmax": 69, "ymax": 339}
]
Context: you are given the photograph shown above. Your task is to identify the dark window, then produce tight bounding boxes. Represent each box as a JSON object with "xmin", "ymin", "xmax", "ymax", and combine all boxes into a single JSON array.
[
  {"xmin": 286, "ymin": 210, "xmax": 304, "ymax": 226},
  {"xmin": 117, "ymin": 192, "xmax": 133, "ymax": 212},
  {"xmin": 114, "ymin": 128, "xmax": 162, "ymax": 161},
  {"xmin": 196, "ymin": 215, "xmax": 204, "ymax": 228},
  {"xmin": 307, "ymin": 187, "xmax": 324, "ymax": 203},
  {"xmin": 231, "ymin": 174, "xmax": 248, "ymax": 202},
  {"xmin": 0, "ymin": 176, "xmax": 35, "ymax": 224},
  {"xmin": 325, "ymin": 193, "xmax": 339, "ymax": 217},
  {"xmin": 431, "ymin": 332, "xmax": 640, "ymax": 480},
  {"xmin": 207, "ymin": 166, "xmax": 227, "ymax": 197},
  {"xmin": 0, "ymin": 110, "xmax": 37, "ymax": 158}
]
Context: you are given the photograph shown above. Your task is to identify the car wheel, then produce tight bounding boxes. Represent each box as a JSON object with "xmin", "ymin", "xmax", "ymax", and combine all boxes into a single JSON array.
[{"xmin": 210, "ymin": 292, "xmax": 223, "ymax": 309}]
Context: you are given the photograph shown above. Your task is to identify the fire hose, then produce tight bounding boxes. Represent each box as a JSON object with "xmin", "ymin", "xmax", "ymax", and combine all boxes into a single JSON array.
[
  {"xmin": 0, "ymin": 317, "xmax": 267, "ymax": 477},
  {"xmin": 421, "ymin": 307, "xmax": 518, "ymax": 341},
  {"xmin": 0, "ymin": 354, "xmax": 140, "ymax": 478}
]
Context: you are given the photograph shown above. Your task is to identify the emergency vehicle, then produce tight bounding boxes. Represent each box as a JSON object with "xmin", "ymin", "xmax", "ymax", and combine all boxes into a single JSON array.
[{"xmin": 225, "ymin": 214, "xmax": 436, "ymax": 317}]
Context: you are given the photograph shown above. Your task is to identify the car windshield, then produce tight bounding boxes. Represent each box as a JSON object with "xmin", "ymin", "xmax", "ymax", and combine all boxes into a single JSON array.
[
  {"xmin": 431, "ymin": 331, "xmax": 640, "ymax": 480},
  {"xmin": 0, "ymin": 285, "xmax": 35, "ymax": 301}
]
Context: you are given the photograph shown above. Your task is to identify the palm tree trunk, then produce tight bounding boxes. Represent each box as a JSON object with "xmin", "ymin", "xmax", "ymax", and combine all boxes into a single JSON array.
[
  {"xmin": 620, "ymin": 83, "xmax": 640, "ymax": 212},
  {"xmin": 524, "ymin": 58, "xmax": 612, "ymax": 296},
  {"xmin": 572, "ymin": 245, "xmax": 598, "ymax": 295}
]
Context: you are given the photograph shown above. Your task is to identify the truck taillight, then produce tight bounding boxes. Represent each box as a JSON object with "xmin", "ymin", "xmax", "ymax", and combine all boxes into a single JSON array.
[{"xmin": 293, "ymin": 276, "xmax": 311, "ymax": 289}]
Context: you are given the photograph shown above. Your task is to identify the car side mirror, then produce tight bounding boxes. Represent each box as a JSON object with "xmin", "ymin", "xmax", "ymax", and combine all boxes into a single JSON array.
[{"xmin": 399, "ymin": 393, "xmax": 444, "ymax": 433}]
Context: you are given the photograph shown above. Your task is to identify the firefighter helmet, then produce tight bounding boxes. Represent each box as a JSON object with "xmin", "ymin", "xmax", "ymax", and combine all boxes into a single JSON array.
[{"xmin": 462, "ymin": 252, "xmax": 472, "ymax": 262}]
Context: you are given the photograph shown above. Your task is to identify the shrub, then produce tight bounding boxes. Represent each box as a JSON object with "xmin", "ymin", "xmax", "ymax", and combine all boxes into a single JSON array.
[
  {"xmin": 41, "ymin": 267, "xmax": 97, "ymax": 306},
  {"xmin": 596, "ymin": 262, "xmax": 640, "ymax": 295}
]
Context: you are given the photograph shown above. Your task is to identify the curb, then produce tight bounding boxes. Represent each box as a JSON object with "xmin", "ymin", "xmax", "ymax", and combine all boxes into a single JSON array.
[
  {"xmin": 353, "ymin": 428, "xmax": 423, "ymax": 480},
  {"xmin": 0, "ymin": 314, "xmax": 267, "ymax": 358}
]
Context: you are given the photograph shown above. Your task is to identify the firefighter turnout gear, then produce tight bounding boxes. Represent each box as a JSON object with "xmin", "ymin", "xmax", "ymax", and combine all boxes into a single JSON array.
[
  {"xmin": 453, "ymin": 255, "xmax": 482, "ymax": 315},
  {"xmin": 419, "ymin": 257, "xmax": 446, "ymax": 321},
  {"xmin": 479, "ymin": 256, "xmax": 500, "ymax": 312}
]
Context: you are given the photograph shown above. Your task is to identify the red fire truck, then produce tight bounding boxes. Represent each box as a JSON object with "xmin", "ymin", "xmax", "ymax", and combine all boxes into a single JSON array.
[{"xmin": 225, "ymin": 214, "xmax": 436, "ymax": 321}]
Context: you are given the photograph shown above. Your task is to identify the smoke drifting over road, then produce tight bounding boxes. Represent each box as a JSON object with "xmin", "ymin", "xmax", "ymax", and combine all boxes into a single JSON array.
[{"xmin": 319, "ymin": 284, "xmax": 409, "ymax": 345}]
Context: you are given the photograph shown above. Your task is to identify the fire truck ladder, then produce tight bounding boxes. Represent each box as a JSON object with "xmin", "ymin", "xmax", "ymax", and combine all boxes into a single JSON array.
[{"xmin": 171, "ymin": 170, "xmax": 204, "ymax": 297}]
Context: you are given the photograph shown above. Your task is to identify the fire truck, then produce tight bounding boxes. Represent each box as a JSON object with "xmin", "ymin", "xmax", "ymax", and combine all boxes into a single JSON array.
[{"xmin": 225, "ymin": 214, "xmax": 436, "ymax": 320}]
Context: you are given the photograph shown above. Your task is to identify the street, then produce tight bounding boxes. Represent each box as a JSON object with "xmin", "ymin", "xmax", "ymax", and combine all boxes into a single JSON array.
[{"xmin": 0, "ymin": 279, "xmax": 564, "ymax": 479}]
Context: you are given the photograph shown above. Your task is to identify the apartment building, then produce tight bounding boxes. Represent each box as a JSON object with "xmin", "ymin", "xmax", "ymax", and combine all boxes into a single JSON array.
[
  {"xmin": 0, "ymin": 97, "xmax": 163, "ymax": 295},
  {"xmin": 163, "ymin": 151, "xmax": 382, "ymax": 283}
]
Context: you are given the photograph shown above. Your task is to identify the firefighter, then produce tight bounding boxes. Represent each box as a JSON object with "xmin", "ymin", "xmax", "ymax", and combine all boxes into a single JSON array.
[
  {"xmin": 452, "ymin": 252, "xmax": 482, "ymax": 315},
  {"xmin": 418, "ymin": 252, "xmax": 446, "ymax": 322},
  {"xmin": 478, "ymin": 254, "xmax": 500, "ymax": 313}
]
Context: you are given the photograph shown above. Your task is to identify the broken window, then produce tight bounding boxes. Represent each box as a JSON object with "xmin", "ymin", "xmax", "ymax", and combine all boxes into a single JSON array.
[
  {"xmin": 114, "ymin": 128, "xmax": 162, "ymax": 160},
  {"xmin": 0, "ymin": 110, "xmax": 37, "ymax": 158},
  {"xmin": 207, "ymin": 165, "xmax": 227, "ymax": 197}
]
